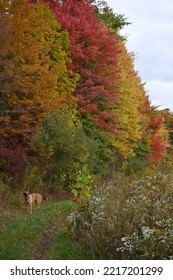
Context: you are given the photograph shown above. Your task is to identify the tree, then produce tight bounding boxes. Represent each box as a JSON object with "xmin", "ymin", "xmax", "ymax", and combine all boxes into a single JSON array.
[
  {"xmin": 45, "ymin": 0, "xmax": 119, "ymax": 132},
  {"xmin": 161, "ymin": 109, "xmax": 173, "ymax": 146},
  {"xmin": 111, "ymin": 40, "xmax": 147, "ymax": 154},
  {"xmin": 46, "ymin": 0, "xmax": 167, "ymax": 171},
  {"xmin": 30, "ymin": 110, "xmax": 97, "ymax": 188},
  {"xmin": 0, "ymin": 0, "xmax": 77, "ymax": 178},
  {"xmin": 0, "ymin": 0, "xmax": 77, "ymax": 146},
  {"xmin": 93, "ymin": 0, "xmax": 130, "ymax": 35},
  {"xmin": 146, "ymin": 106, "xmax": 167, "ymax": 164}
]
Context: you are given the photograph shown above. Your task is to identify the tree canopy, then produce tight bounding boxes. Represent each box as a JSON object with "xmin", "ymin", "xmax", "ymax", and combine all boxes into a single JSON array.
[{"xmin": 0, "ymin": 0, "xmax": 168, "ymax": 181}]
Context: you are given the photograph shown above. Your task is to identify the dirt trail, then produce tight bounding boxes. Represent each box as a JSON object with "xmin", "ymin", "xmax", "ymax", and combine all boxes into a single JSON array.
[{"xmin": 29, "ymin": 215, "xmax": 66, "ymax": 260}]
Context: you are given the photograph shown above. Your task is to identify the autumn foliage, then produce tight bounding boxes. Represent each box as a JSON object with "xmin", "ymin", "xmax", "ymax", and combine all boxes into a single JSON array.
[
  {"xmin": 146, "ymin": 110, "xmax": 167, "ymax": 164},
  {"xmin": 46, "ymin": 0, "xmax": 119, "ymax": 132},
  {"xmin": 0, "ymin": 0, "xmax": 77, "ymax": 177},
  {"xmin": 0, "ymin": 0, "xmax": 168, "ymax": 181}
]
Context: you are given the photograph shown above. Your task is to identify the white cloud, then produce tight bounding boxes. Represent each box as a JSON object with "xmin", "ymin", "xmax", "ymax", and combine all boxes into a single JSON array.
[
  {"xmin": 105, "ymin": 0, "xmax": 173, "ymax": 111},
  {"xmin": 107, "ymin": 0, "xmax": 173, "ymax": 20},
  {"xmin": 145, "ymin": 80, "xmax": 173, "ymax": 110}
]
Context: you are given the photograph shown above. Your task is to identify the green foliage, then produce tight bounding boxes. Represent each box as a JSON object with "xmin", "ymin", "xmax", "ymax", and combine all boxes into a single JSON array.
[
  {"xmin": 0, "ymin": 159, "xmax": 6, "ymax": 167},
  {"xmin": 134, "ymin": 140, "xmax": 150, "ymax": 159},
  {"xmin": 23, "ymin": 165, "xmax": 45, "ymax": 193},
  {"xmin": 93, "ymin": 0, "xmax": 130, "ymax": 34},
  {"xmin": 31, "ymin": 110, "xmax": 96, "ymax": 189},
  {"xmin": 161, "ymin": 109, "xmax": 173, "ymax": 154},
  {"xmin": 69, "ymin": 171, "xmax": 173, "ymax": 259},
  {"xmin": 124, "ymin": 157, "xmax": 146, "ymax": 175},
  {"xmin": 81, "ymin": 117, "xmax": 116, "ymax": 176},
  {"xmin": 123, "ymin": 140, "xmax": 149, "ymax": 175},
  {"xmin": 71, "ymin": 166, "xmax": 93, "ymax": 203}
]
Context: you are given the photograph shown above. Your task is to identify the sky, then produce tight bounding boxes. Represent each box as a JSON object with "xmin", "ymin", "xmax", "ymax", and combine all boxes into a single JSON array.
[{"xmin": 106, "ymin": 0, "xmax": 173, "ymax": 111}]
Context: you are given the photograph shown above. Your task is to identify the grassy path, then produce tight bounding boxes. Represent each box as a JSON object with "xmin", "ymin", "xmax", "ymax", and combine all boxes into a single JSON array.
[
  {"xmin": 0, "ymin": 200, "xmax": 93, "ymax": 260},
  {"xmin": 30, "ymin": 219, "xmax": 60, "ymax": 260}
]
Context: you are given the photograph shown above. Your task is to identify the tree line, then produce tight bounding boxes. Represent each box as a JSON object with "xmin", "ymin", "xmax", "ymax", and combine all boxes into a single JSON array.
[{"xmin": 0, "ymin": 0, "xmax": 170, "ymax": 191}]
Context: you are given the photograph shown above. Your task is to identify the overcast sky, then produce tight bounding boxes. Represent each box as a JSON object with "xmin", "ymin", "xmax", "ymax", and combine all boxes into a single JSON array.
[{"xmin": 106, "ymin": 0, "xmax": 173, "ymax": 111}]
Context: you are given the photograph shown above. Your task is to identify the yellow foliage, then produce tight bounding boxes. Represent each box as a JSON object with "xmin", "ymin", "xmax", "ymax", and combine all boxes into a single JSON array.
[{"xmin": 112, "ymin": 40, "xmax": 149, "ymax": 154}]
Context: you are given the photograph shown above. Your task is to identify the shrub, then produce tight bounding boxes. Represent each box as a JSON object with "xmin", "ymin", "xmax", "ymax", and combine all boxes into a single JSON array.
[
  {"xmin": 0, "ymin": 178, "xmax": 23, "ymax": 210},
  {"xmin": 30, "ymin": 110, "xmax": 97, "ymax": 190},
  {"xmin": 68, "ymin": 172, "xmax": 173, "ymax": 259},
  {"xmin": 71, "ymin": 166, "xmax": 93, "ymax": 203}
]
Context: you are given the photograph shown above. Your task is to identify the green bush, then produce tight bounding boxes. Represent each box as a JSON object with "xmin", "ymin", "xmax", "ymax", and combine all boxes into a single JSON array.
[
  {"xmin": 30, "ymin": 110, "xmax": 97, "ymax": 190},
  {"xmin": 71, "ymin": 166, "xmax": 93, "ymax": 202},
  {"xmin": 68, "ymin": 172, "xmax": 173, "ymax": 259}
]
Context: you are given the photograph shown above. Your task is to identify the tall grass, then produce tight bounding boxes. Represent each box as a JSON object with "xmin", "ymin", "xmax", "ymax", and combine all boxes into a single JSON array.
[
  {"xmin": 69, "ymin": 172, "xmax": 173, "ymax": 259},
  {"xmin": 47, "ymin": 222, "xmax": 94, "ymax": 260}
]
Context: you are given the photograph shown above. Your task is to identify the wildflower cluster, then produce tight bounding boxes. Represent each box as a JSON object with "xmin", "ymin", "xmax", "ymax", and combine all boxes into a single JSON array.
[{"xmin": 68, "ymin": 172, "xmax": 173, "ymax": 259}]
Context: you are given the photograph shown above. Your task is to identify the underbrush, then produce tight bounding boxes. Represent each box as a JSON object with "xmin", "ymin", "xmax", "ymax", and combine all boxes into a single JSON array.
[
  {"xmin": 0, "ymin": 178, "xmax": 26, "ymax": 213},
  {"xmin": 68, "ymin": 171, "xmax": 173, "ymax": 259}
]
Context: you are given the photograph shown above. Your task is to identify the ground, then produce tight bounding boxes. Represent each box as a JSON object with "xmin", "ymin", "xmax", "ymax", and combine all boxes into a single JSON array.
[{"xmin": 0, "ymin": 199, "xmax": 93, "ymax": 260}]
